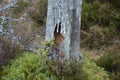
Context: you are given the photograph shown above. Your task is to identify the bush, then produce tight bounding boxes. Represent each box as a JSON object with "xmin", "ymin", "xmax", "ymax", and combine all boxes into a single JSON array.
[
  {"xmin": 111, "ymin": 72, "xmax": 120, "ymax": 80},
  {"xmin": 29, "ymin": 0, "xmax": 48, "ymax": 25},
  {"xmin": 0, "ymin": 36, "xmax": 24, "ymax": 66},
  {"xmin": 1, "ymin": 51, "xmax": 110, "ymax": 80},
  {"xmin": 81, "ymin": 0, "xmax": 120, "ymax": 49},
  {"xmin": 96, "ymin": 49, "xmax": 120, "ymax": 72},
  {"xmin": 13, "ymin": 1, "xmax": 29, "ymax": 16},
  {"xmin": 81, "ymin": 26, "xmax": 119, "ymax": 49},
  {"xmin": 49, "ymin": 59, "xmax": 87, "ymax": 80},
  {"xmin": 82, "ymin": 54, "xmax": 110, "ymax": 80},
  {"xmin": 96, "ymin": 49, "xmax": 120, "ymax": 80},
  {"xmin": 1, "ymin": 53, "xmax": 57, "ymax": 80},
  {"xmin": 82, "ymin": 0, "xmax": 120, "ymax": 31}
]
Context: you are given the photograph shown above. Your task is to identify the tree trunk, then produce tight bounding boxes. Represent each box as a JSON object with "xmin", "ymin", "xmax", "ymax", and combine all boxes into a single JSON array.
[{"xmin": 45, "ymin": 0, "xmax": 82, "ymax": 60}]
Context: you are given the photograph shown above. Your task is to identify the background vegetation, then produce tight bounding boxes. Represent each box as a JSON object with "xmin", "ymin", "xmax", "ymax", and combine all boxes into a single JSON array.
[{"xmin": 0, "ymin": 0, "xmax": 119, "ymax": 80}]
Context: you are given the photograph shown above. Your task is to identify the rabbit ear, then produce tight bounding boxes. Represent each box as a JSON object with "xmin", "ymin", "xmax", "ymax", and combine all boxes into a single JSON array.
[
  {"xmin": 58, "ymin": 22, "xmax": 61, "ymax": 33},
  {"xmin": 54, "ymin": 24, "xmax": 58, "ymax": 33}
]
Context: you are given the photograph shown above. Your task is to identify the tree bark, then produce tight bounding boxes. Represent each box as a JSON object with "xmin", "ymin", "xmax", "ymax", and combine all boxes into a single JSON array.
[{"xmin": 45, "ymin": 0, "xmax": 82, "ymax": 60}]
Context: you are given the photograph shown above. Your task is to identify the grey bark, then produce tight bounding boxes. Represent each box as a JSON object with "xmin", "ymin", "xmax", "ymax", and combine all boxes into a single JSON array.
[{"xmin": 45, "ymin": 0, "xmax": 82, "ymax": 60}]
